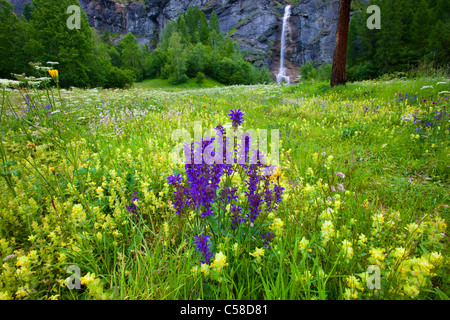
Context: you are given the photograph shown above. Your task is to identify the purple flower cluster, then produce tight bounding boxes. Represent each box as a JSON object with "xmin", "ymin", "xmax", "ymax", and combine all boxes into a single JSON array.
[
  {"xmin": 168, "ymin": 135, "xmax": 228, "ymax": 218},
  {"xmin": 230, "ymin": 204, "xmax": 244, "ymax": 229},
  {"xmin": 397, "ymin": 93, "xmax": 417, "ymax": 102},
  {"xmin": 126, "ymin": 191, "xmax": 139, "ymax": 216},
  {"xmin": 167, "ymin": 109, "xmax": 285, "ymax": 263},
  {"xmin": 228, "ymin": 108, "xmax": 244, "ymax": 128},
  {"xmin": 261, "ymin": 232, "xmax": 276, "ymax": 249},
  {"xmin": 411, "ymin": 106, "xmax": 448, "ymax": 132},
  {"xmin": 194, "ymin": 233, "xmax": 213, "ymax": 264}
]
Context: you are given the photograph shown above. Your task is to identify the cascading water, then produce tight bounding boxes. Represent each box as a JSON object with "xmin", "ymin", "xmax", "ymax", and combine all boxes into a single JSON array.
[{"xmin": 276, "ymin": 5, "xmax": 291, "ymax": 85}]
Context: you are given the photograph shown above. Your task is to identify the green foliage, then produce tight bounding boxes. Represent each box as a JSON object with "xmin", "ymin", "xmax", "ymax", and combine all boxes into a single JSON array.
[
  {"xmin": 186, "ymin": 43, "xmax": 209, "ymax": 77},
  {"xmin": 299, "ymin": 62, "xmax": 332, "ymax": 82},
  {"xmin": 148, "ymin": 6, "xmax": 272, "ymax": 86},
  {"xmin": 105, "ymin": 66, "xmax": 136, "ymax": 89},
  {"xmin": 120, "ymin": 33, "xmax": 143, "ymax": 81},
  {"xmin": 1, "ymin": 2, "xmax": 272, "ymax": 89},
  {"xmin": 143, "ymin": 48, "xmax": 167, "ymax": 79},
  {"xmin": 348, "ymin": 0, "xmax": 450, "ymax": 80},
  {"xmin": 209, "ymin": 10, "xmax": 220, "ymax": 33},
  {"xmin": 300, "ymin": 62, "xmax": 317, "ymax": 81},
  {"xmin": 196, "ymin": 71, "xmax": 205, "ymax": 84},
  {"xmin": 27, "ymin": 0, "xmax": 99, "ymax": 87},
  {"xmin": 166, "ymin": 32, "xmax": 188, "ymax": 85},
  {"xmin": 0, "ymin": 0, "xmax": 29, "ymax": 78}
]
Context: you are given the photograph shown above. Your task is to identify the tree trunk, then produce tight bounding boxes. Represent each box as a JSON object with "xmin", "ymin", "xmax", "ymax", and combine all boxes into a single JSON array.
[{"xmin": 330, "ymin": 0, "xmax": 351, "ymax": 87}]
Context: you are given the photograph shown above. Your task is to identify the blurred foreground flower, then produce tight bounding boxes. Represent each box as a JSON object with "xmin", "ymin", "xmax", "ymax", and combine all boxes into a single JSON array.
[{"xmin": 48, "ymin": 69, "xmax": 59, "ymax": 82}]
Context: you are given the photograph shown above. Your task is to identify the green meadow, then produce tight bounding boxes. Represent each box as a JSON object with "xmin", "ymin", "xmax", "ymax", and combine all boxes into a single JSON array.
[{"xmin": 0, "ymin": 76, "xmax": 448, "ymax": 300}]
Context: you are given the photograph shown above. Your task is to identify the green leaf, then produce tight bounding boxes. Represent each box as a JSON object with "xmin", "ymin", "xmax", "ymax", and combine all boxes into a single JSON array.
[
  {"xmin": 434, "ymin": 288, "xmax": 450, "ymax": 300},
  {"xmin": 75, "ymin": 167, "xmax": 88, "ymax": 175}
]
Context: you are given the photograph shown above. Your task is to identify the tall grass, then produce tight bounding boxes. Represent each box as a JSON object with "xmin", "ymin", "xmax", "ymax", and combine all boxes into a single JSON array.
[{"xmin": 0, "ymin": 74, "xmax": 448, "ymax": 300}]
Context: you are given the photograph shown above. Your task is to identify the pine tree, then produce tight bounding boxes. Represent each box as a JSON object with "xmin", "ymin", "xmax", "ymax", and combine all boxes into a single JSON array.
[
  {"xmin": 199, "ymin": 18, "xmax": 210, "ymax": 45},
  {"xmin": 209, "ymin": 29, "xmax": 224, "ymax": 50},
  {"xmin": 346, "ymin": 11, "xmax": 360, "ymax": 67},
  {"xmin": 374, "ymin": 0, "xmax": 404, "ymax": 72},
  {"xmin": 160, "ymin": 20, "xmax": 178, "ymax": 51},
  {"xmin": 101, "ymin": 30, "xmax": 113, "ymax": 48},
  {"xmin": 209, "ymin": 11, "xmax": 220, "ymax": 33},
  {"xmin": 186, "ymin": 6, "xmax": 197, "ymax": 36},
  {"xmin": 428, "ymin": 19, "xmax": 450, "ymax": 65},
  {"xmin": 411, "ymin": 0, "xmax": 432, "ymax": 57},
  {"xmin": 0, "ymin": 0, "xmax": 28, "ymax": 78},
  {"xmin": 22, "ymin": 2, "xmax": 33, "ymax": 21},
  {"xmin": 177, "ymin": 14, "xmax": 190, "ymax": 44}
]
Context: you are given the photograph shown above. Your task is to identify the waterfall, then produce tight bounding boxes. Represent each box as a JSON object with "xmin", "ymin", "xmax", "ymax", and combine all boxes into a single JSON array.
[{"xmin": 276, "ymin": 5, "xmax": 291, "ymax": 85}]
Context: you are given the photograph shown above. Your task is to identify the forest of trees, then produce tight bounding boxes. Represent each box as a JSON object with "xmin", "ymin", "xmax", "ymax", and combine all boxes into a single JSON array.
[
  {"xmin": 0, "ymin": 0, "xmax": 272, "ymax": 88},
  {"xmin": 1, "ymin": 0, "xmax": 448, "ymax": 88},
  {"xmin": 142, "ymin": 7, "xmax": 273, "ymax": 85},
  {"xmin": 347, "ymin": 0, "xmax": 450, "ymax": 81}
]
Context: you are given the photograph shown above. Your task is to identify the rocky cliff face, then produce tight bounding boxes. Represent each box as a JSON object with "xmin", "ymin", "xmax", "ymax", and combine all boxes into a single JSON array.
[{"xmin": 9, "ymin": 0, "xmax": 340, "ymax": 80}]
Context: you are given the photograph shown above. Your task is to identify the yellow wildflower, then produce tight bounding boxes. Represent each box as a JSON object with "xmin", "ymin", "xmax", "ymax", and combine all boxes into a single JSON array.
[
  {"xmin": 321, "ymin": 220, "xmax": 334, "ymax": 244},
  {"xmin": 210, "ymin": 251, "xmax": 229, "ymax": 272},
  {"xmin": 48, "ymin": 69, "xmax": 59, "ymax": 80},
  {"xmin": 269, "ymin": 165, "xmax": 282, "ymax": 182},
  {"xmin": 341, "ymin": 239, "xmax": 354, "ymax": 261},
  {"xmin": 270, "ymin": 218, "xmax": 284, "ymax": 235},
  {"xmin": 249, "ymin": 247, "xmax": 265, "ymax": 262},
  {"xmin": 298, "ymin": 237, "xmax": 310, "ymax": 252},
  {"xmin": 200, "ymin": 263, "xmax": 210, "ymax": 276},
  {"xmin": 80, "ymin": 272, "xmax": 96, "ymax": 285}
]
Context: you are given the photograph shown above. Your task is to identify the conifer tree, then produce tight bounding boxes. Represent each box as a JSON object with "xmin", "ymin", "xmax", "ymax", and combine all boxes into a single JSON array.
[
  {"xmin": 0, "ymin": 0, "xmax": 28, "ymax": 78},
  {"xmin": 209, "ymin": 11, "xmax": 220, "ymax": 33},
  {"xmin": 177, "ymin": 14, "xmax": 190, "ymax": 44},
  {"xmin": 28, "ymin": 0, "xmax": 99, "ymax": 87}
]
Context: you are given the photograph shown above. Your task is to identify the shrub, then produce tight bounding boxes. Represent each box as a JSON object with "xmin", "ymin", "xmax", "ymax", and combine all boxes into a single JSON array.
[
  {"xmin": 196, "ymin": 71, "xmax": 205, "ymax": 84},
  {"xmin": 104, "ymin": 67, "xmax": 136, "ymax": 89},
  {"xmin": 300, "ymin": 61, "xmax": 317, "ymax": 81}
]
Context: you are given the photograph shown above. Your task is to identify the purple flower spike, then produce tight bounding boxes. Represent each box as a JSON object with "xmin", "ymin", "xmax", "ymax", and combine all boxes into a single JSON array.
[
  {"xmin": 194, "ymin": 233, "xmax": 213, "ymax": 264},
  {"xmin": 167, "ymin": 173, "xmax": 183, "ymax": 185},
  {"xmin": 261, "ymin": 232, "xmax": 276, "ymax": 249},
  {"xmin": 228, "ymin": 108, "xmax": 244, "ymax": 128},
  {"xmin": 230, "ymin": 204, "xmax": 245, "ymax": 229}
]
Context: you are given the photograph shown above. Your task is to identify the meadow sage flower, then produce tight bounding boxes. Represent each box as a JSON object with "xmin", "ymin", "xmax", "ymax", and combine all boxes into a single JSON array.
[
  {"xmin": 228, "ymin": 108, "xmax": 244, "ymax": 128},
  {"xmin": 261, "ymin": 232, "xmax": 276, "ymax": 249},
  {"xmin": 194, "ymin": 233, "xmax": 213, "ymax": 264}
]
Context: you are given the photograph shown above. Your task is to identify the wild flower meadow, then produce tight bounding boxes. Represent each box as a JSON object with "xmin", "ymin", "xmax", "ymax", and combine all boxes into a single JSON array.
[{"xmin": 0, "ymin": 68, "xmax": 449, "ymax": 300}]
